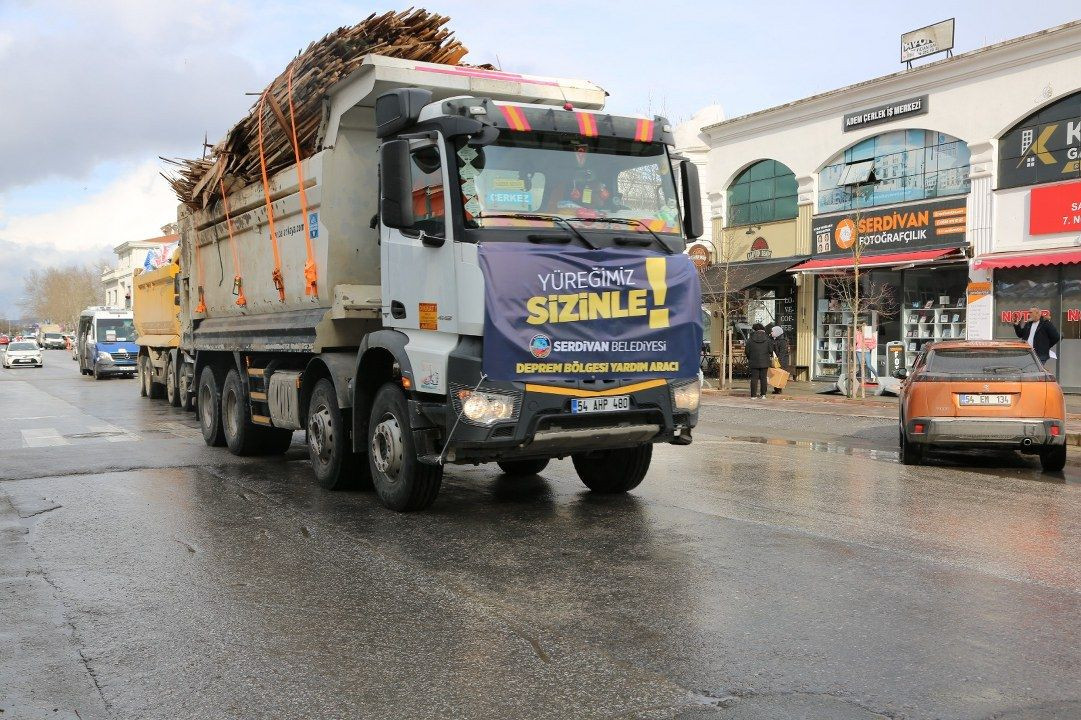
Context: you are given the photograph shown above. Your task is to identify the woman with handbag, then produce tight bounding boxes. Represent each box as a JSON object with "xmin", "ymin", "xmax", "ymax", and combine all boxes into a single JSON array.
[{"xmin": 768, "ymin": 325, "xmax": 791, "ymax": 395}]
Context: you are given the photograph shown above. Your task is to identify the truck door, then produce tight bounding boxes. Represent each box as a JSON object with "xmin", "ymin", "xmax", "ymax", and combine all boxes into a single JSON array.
[{"xmin": 381, "ymin": 137, "xmax": 460, "ymax": 393}]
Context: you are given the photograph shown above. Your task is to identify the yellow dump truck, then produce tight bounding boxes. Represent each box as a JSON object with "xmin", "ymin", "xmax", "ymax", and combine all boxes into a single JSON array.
[{"xmin": 133, "ymin": 251, "xmax": 192, "ymax": 408}]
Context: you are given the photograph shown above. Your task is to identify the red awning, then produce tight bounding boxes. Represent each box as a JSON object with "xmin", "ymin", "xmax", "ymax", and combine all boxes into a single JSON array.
[
  {"xmin": 788, "ymin": 247, "xmax": 962, "ymax": 273},
  {"xmin": 972, "ymin": 248, "xmax": 1081, "ymax": 270}
]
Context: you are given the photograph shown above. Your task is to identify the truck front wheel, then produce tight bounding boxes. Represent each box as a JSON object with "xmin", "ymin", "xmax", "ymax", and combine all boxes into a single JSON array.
[
  {"xmin": 367, "ymin": 383, "xmax": 442, "ymax": 512},
  {"xmin": 307, "ymin": 378, "xmax": 371, "ymax": 490},
  {"xmin": 572, "ymin": 444, "xmax": 652, "ymax": 494},
  {"xmin": 198, "ymin": 366, "xmax": 226, "ymax": 447},
  {"xmin": 138, "ymin": 357, "xmax": 149, "ymax": 397}
]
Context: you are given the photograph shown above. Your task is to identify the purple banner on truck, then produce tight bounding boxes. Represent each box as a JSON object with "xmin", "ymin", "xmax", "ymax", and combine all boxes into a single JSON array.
[{"xmin": 478, "ymin": 244, "xmax": 702, "ymax": 382}]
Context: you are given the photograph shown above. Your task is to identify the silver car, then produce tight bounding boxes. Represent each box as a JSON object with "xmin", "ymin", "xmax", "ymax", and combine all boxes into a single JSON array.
[{"xmin": 3, "ymin": 341, "xmax": 43, "ymax": 368}]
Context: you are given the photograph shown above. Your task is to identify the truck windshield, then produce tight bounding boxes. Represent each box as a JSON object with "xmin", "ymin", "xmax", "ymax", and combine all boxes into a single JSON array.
[
  {"xmin": 457, "ymin": 133, "xmax": 682, "ymax": 235},
  {"xmin": 97, "ymin": 318, "xmax": 136, "ymax": 342}
]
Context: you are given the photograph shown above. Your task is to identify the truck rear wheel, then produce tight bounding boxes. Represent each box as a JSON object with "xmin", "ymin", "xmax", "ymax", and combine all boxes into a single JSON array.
[
  {"xmin": 572, "ymin": 444, "xmax": 652, "ymax": 494},
  {"xmin": 138, "ymin": 357, "xmax": 149, "ymax": 397},
  {"xmin": 367, "ymin": 383, "xmax": 442, "ymax": 511},
  {"xmin": 198, "ymin": 366, "xmax": 226, "ymax": 447},
  {"xmin": 307, "ymin": 379, "xmax": 371, "ymax": 490},
  {"xmin": 496, "ymin": 459, "xmax": 549, "ymax": 476},
  {"xmin": 222, "ymin": 369, "xmax": 268, "ymax": 456},
  {"xmin": 178, "ymin": 363, "xmax": 194, "ymax": 411},
  {"xmin": 165, "ymin": 355, "xmax": 180, "ymax": 407}
]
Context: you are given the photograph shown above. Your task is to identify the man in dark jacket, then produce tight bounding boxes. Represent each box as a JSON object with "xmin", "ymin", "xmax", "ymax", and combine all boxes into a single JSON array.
[
  {"xmin": 1014, "ymin": 306, "xmax": 1060, "ymax": 364},
  {"xmin": 769, "ymin": 325, "xmax": 791, "ymax": 394},
  {"xmin": 745, "ymin": 323, "xmax": 772, "ymax": 399}
]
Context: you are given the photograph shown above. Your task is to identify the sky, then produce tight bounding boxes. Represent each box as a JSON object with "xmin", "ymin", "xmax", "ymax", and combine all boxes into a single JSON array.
[{"xmin": 1, "ymin": 0, "xmax": 1078, "ymax": 317}]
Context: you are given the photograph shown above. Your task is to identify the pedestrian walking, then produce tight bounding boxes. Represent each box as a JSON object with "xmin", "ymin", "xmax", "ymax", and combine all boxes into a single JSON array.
[
  {"xmin": 745, "ymin": 322, "xmax": 772, "ymax": 399},
  {"xmin": 769, "ymin": 325, "xmax": 791, "ymax": 394},
  {"xmin": 1014, "ymin": 306, "xmax": 1060, "ymax": 365}
]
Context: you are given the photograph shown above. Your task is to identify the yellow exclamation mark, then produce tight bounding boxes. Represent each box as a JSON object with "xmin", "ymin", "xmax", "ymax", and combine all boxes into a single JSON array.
[{"xmin": 645, "ymin": 257, "xmax": 669, "ymax": 328}]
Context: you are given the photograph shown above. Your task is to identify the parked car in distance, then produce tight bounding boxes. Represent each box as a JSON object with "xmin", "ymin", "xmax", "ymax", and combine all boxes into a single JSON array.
[
  {"xmin": 2, "ymin": 340, "xmax": 44, "ymax": 369},
  {"xmin": 0, "ymin": 334, "xmax": 9, "ymax": 345},
  {"xmin": 41, "ymin": 332, "xmax": 66, "ymax": 349},
  {"xmin": 896, "ymin": 340, "xmax": 1066, "ymax": 471}
]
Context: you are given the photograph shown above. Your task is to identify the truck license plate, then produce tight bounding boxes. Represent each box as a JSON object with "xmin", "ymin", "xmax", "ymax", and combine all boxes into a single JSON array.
[
  {"xmin": 959, "ymin": 394, "xmax": 1011, "ymax": 406},
  {"xmin": 571, "ymin": 395, "xmax": 630, "ymax": 414}
]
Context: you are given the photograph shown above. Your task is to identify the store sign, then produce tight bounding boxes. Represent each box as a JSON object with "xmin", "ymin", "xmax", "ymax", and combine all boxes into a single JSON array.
[
  {"xmin": 688, "ymin": 243, "xmax": 712, "ymax": 269},
  {"xmin": 999, "ymin": 308, "xmax": 1052, "ymax": 324},
  {"xmin": 812, "ymin": 197, "xmax": 967, "ymax": 257},
  {"xmin": 843, "ymin": 95, "xmax": 928, "ymax": 132},
  {"xmin": 746, "ymin": 236, "xmax": 772, "ymax": 260},
  {"xmin": 901, "ymin": 19, "xmax": 955, "ymax": 63},
  {"xmin": 1029, "ymin": 181, "xmax": 1081, "ymax": 235},
  {"xmin": 998, "ymin": 91, "xmax": 1081, "ymax": 189}
]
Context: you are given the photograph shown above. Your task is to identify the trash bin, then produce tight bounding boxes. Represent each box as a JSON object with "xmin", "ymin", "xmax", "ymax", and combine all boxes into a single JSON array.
[{"xmin": 886, "ymin": 341, "xmax": 905, "ymax": 376}]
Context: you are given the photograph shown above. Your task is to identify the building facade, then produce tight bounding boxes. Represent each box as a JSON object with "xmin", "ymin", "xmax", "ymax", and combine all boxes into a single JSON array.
[
  {"xmin": 692, "ymin": 20, "xmax": 1081, "ymax": 390},
  {"xmin": 102, "ymin": 230, "xmax": 178, "ymax": 309}
]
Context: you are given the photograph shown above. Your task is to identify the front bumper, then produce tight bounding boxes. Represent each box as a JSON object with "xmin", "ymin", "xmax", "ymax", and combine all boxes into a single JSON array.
[
  {"xmin": 416, "ymin": 341, "xmax": 698, "ymax": 464},
  {"xmin": 906, "ymin": 417, "xmax": 1066, "ymax": 451},
  {"xmin": 96, "ymin": 359, "xmax": 137, "ymax": 375},
  {"xmin": 5, "ymin": 356, "xmax": 41, "ymax": 366}
]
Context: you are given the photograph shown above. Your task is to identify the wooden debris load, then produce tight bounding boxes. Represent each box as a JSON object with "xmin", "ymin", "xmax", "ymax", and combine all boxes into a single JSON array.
[{"xmin": 164, "ymin": 9, "xmax": 474, "ymax": 209}]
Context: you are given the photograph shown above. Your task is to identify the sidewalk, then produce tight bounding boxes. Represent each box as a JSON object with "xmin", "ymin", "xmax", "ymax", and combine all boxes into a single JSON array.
[{"xmin": 704, "ymin": 379, "xmax": 1081, "ymax": 446}]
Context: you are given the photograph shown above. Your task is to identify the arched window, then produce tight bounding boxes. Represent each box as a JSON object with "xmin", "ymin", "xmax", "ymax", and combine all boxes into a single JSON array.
[
  {"xmin": 726, "ymin": 159, "xmax": 797, "ymax": 226},
  {"xmin": 818, "ymin": 129, "xmax": 970, "ymax": 213},
  {"xmin": 998, "ymin": 90, "xmax": 1081, "ymax": 189}
]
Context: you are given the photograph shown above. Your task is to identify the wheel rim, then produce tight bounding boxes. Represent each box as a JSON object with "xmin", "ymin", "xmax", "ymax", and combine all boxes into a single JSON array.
[
  {"xmin": 307, "ymin": 404, "xmax": 334, "ymax": 466},
  {"xmin": 223, "ymin": 386, "xmax": 238, "ymax": 439},
  {"xmin": 371, "ymin": 413, "xmax": 403, "ymax": 481},
  {"xmin": 166, "ymin": 360, "xmax": 175, "ymax": 403},
  {"xmin": 199, "ymin": 383, "xmax": 214, "ymax": 432}
]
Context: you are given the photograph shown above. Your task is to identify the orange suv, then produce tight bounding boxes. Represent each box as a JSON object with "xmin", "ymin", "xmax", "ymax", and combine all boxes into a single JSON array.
[{"xmin": 896, "ymin": 340, "xmax": 1067, "ymax": 471}]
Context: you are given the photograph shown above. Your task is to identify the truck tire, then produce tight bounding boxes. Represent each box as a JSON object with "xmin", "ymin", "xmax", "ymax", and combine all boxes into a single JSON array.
[
  {"xmin": 496, "ymin": 459, "xmax": 549, "ymax": 476},
  {"xmin": 307, "ymin": 379, "xmax": 372, "ymax": 490},
  {"xmin": 367, "ymin": 383, "xmax": 442, "ymax": 511},
  {"xmin": 93, "ymin": 363, "xmax": 104, "ymax": 381},
  {"xmin": 178, "ymin": 363, "xmax": 194, "ymax": 412},
  {"xmin": 198, "ymin": 365, "xmax": 226, "ymax": 447},
  {"xmin": 222, "ymin": 369, "xmax": 266, "ymax": 456},
  {"xmin": 1041, "ymin": 444, "xmax": 1067, "ymax": 472},
  {"xmin": 138, "ymin": 357, "xmax": 149, "ymax": 397},
  {"xmin": 165, "ymin": 355, "xmax": 180, "ymax": 407},
  {"xmin": 572, "ymin": 444, "xmax": 652, "ymax": 493}
]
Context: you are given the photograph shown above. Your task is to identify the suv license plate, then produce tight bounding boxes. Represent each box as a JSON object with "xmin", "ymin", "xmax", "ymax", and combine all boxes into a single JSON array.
[
  {"xmin": 959, "ymin": 394, "xmax": 1011, "ymax": 406},
  {"xmin": 571, "ymin": 395, "xmax": 630, "ymax": 414}
]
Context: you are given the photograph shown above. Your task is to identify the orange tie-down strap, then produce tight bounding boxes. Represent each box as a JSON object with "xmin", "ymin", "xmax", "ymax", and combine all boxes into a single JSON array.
[
  {"xmin": 286, "ymin": 64, "xmax": 318, "ymax": 297},
  {"xmin": 219, "ymin": 176, "xmax": 247, "ymax": 307},
  {"xmin": 257, "ymin": 92, "xmax": 286, "ymax": 302}
]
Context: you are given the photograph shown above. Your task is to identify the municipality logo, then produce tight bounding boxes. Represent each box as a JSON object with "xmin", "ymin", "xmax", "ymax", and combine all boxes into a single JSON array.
[{"xmin": 529, "ymin": 334, "xmax": 552, "ymax": 359}]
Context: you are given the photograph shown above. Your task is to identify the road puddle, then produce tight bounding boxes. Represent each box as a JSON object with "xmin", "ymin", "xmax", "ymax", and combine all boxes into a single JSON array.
[{"xmin": 729, "ymin": 435, "xmax": 900, "ymax": 462}]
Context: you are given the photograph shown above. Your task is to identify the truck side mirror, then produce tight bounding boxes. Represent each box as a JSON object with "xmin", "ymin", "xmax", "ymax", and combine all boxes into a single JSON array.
[
  {"xmin": 380, "ymin": 140, "xmax": 414, "ymax": 230},
  {"xmin": 679, "ymin": 160, "xmax": 703, "ymax": 240}
]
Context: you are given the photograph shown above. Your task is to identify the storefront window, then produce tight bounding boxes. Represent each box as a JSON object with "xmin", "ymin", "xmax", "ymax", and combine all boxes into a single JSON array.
[
  {"xmin": 819, "ymin": 129, "xmax": 970, "ymax": 213},
  {"xmin": 727, "ymin": 159, "xmax": 798, "ymax": 226},
  {"xmin": 998, "ymin": 90, "xmax": 1081, "ymax": 189}
]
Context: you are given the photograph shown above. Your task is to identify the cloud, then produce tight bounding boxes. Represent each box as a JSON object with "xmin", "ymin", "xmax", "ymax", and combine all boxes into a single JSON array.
[
  {"xmin": 0, "ymin": 0, "xmax": 261, "ymax": 192},
  {"xmin": 0, "ymin": 161, "xmax": 177, "ymax": 315}
]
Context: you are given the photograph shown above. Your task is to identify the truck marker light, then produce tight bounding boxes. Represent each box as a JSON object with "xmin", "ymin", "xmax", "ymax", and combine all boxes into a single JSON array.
[{"xmin": 401, "ymin": 377, "xmax": 413, "ymax": 390}]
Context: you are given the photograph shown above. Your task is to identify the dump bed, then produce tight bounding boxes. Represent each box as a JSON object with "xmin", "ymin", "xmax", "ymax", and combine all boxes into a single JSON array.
[
  {"xmin": 133, "ymin": 260, "xmax": 181, "ymax": 349},
  {"xmin": 179, "ymin": 54, "xmax": 607, "ymax": 353}
]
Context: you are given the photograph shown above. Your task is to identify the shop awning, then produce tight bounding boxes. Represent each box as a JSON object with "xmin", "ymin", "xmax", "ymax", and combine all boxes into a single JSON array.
[
  {"xmin": 972, "ymin": 248, "xmax": 1081, "ymax": 270},
  {"xmin": 787, "ymin": 247, "xmax": 963, "ymax": 273},
  {"xmin": 700, "ymin": 258, "xmax": 807, "ymax": 296}
]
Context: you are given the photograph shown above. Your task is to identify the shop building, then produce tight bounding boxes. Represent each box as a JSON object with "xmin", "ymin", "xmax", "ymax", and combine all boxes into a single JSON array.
[{"xmin": 688, "ymin": 19, "xmax": 1081, "ymax": 387}]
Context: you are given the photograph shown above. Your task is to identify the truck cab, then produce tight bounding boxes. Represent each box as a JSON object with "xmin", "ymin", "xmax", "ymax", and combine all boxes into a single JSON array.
[{"xmin": 76, "ymin": 307, "xmax": 139, "ymax": 380}]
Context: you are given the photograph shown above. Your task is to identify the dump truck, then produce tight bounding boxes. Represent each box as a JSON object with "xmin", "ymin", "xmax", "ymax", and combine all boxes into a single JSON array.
[
  {"xmin": 133, "ymin": 252, "xmax": 193, "ymax": 408},
  {"xmin": 162, "ymin": 54, "xmax": 704, "ymax": 511}
]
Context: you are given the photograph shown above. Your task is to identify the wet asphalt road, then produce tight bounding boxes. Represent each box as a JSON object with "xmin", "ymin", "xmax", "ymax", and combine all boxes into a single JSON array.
[{"xmin": 3, "ymin": 351, "xmax": 1081, "ymax": 720}]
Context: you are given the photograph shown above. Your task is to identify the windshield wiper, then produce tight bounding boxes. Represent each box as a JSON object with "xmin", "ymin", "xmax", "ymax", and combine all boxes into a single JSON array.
[
  {"xmin": 475, "ymin": 213, "xmax": 596, "ymax": 249},
  {"xmin": 981, "ymin": 365, "xmax": 1023, "ymax": 374},
  {"xmin": 564, "ymin": 216, "xmax": 673, "ymax": 254}
]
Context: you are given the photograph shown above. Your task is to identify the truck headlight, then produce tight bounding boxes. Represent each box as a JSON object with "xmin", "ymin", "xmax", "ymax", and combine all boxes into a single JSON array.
[
  {"xmin": 97, "ymin": 351, "xmax": 113, "ymax": 362},
  {"xmin": 672, "ymin": 380, "xmax": 701, "ymax": 412},
  {"xmin": 457, "ymin": 389, "xmax": 517, "ymax": 425}
]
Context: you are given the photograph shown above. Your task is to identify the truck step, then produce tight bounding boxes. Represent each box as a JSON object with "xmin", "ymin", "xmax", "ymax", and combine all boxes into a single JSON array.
[
  {"xmin": 249, "ymin": 391, "xmax": 267, "ymax": 402},
  {"xmin": 247, "ymin": 367, "xmax": 265, "ymax": 377},
  {"xmin": 251, "ymin": 414, "xmax": 273, "ymax": 426}
]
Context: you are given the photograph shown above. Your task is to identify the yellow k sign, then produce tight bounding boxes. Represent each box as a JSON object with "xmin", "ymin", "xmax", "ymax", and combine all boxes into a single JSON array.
[{"xmin": 1033, "ymin": 125, "xmax": 1057, "ymax": 165}]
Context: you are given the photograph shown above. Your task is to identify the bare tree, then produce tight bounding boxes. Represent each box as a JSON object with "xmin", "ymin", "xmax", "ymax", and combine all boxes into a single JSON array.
[
  {"xmin": 20, "ymin": 264, "xmax": 107, "ymax": 330},
  {"xmin": 699, "ymin": 230, "xmax": 750, "ymax": 389}
]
